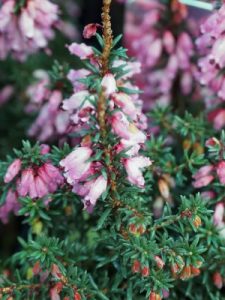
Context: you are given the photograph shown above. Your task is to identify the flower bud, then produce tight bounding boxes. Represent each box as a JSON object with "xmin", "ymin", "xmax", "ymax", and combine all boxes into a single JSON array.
[
  {"xmin": 213, "ymin": 272, "xmax": 223, "ymax": 289},
  {"xmin": 137, "ymin": 225, "xmax": 146, "ymax": 235},
  {"xmin": 129, "ymin": 223, "xmax": 137, "ymax": 234},
  {"xmin": 193, "ymin": 142, "xmax": 204, "ymax": 155},
  {"xmin": 180, "ymin": 265, "xmax": 191, "ymax": 280},
  {"xmin": 83, "ymin": 23, "xmax": 100, "ymax": 39},
  {"xmin": 74, "ymin": 292, "xmax": 82, "ymax": 300},
  {"xmin": 154, "ymin": 256, "xmax": 165, "ymax": 269},
  {"xmin": 132, "ymin": 260, "xmax": 141, "ymax": 273},
  {"xmin": 149, "ymin": 292, "xmax": 161, "ymax": 300},
  {"xmin": 141, "ymin": 266, "xmax": 150, "ymax": 277},
  {"xmin": 158, "ymin": 178, "xmax": 170, "ymax": 199},
  {"xmin": 193, "ymin": 215, "xmax": 202, "ymax": 228},
  {"xmin": 171, "ymin": 263, "xmax": 179, "ymax": 276},
  {"xmin": 183, "ymin": 139, "xmax": 191, "ymax": 150},
  {"xmin": 191, "ymin": 266, "xmax": 201, "ymax": 276}
]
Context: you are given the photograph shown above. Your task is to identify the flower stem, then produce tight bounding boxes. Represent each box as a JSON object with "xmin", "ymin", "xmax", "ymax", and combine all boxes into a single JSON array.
[{"xmin": 101, "ymin": 0, "xmax": 113, "ymax": 76}]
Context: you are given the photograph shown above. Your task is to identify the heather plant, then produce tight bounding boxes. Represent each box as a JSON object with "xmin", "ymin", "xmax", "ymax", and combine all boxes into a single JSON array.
[{"xmin": 0, "ymin": 1, "xmax": 225, "ymax": 300}]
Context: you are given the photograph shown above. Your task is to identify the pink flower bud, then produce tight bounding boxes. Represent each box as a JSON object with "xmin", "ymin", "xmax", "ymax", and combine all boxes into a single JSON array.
[
  {"xmin": 4, "ymin": 159, "xmax": 22, "ymax": 183},
  {"xmin": 213, "ymin": 272, "xmax": 223, "ymax": 289},
  {"xmin": 83, "ymin": 23, "xmax": 100, "ymax": 39},
  {"xmin": 154, "ymin": 256, "xmax": 165, "ymax": 269}
]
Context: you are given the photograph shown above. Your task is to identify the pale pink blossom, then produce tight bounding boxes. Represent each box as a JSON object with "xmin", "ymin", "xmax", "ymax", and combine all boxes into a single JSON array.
[
  {"xmin": 62, "ymin": 91, "xmax": 92, "ymax": 111},
  {"xmin": 4, "ymin": 159, "xmax": 22, "ymax": 183},
  {"xmin": 101, "ymin": 73, "xmax": 117, "ymax": 96},
  {"xmin": 60, "ymin": 147, "xmax": 93, "ymax": 185},
  {"xmin": 0, "ymin": 0, "xmax": 59, "ymax": 60},
  {"xmin": 192, "ymin": 165, "xmax": 214, "ymax": 188},
  {"xmin": 214, "ymin": 203, "xmax": 224, "ymax": 226},
  {"xmin": 67, "ymin": 42, "xmax": 94, "ymax": 60},
  {"xmin": 124, "ymin": 0, "xmax": 197, "ymax": 108},
  {"xmin": 67, "ymin": 69, "xmax": 91, "ymax": 92},
  {"xmin": 197, "ymin": 4, "xmax": 225, "ymax": 101},
  {"xmin": 74, "ymin": 175, "xmax": 107, "ymax": 213},
  {"xmin": 112, "ymin": 92, "xmax": 138, "ymax": 120},
  {"xmin": 111, "ymin": 111, "xmax": 146, "ymax": 145},
  {"xmin": 124, "ymin": 156, "xmax": 152, "ymax": 188}
]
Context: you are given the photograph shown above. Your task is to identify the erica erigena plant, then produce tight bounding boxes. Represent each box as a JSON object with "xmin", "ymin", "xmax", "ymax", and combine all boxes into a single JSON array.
[{"xmin": 0, "ymin": 1, "xmax": 225, "ymax": 300}]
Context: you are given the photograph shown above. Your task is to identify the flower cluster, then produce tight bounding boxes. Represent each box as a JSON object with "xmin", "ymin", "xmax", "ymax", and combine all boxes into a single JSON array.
[
  {"xmin": 124, "ymin": 0, "xmax": 197, "ymax": 107},
  {"xmin": 0, "ymin": 144, "xmax": 63, "ymax": 223},
  {"xmin": 59, "ymin": 25, "xmax": 151, "ymax": 212},
  {"xmin": 25, "ymin": 70, "xmax": 70, "ymax": 142},
  {"xmin": 196, "ymin": 4, "xmax": 225, "ymax": 131},
  {"xmin": 0, "ymin": 0, "xmax": 59, "ymax": 60}
]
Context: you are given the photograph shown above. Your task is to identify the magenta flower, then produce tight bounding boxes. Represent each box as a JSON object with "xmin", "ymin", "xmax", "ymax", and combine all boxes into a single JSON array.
[{"xmin": 83, "ymin": 23, "xmax": 100, "ymax": 39}]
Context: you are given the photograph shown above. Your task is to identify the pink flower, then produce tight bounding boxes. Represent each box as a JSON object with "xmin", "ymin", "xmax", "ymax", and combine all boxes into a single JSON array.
[
  {"xmin": 217, "ymin": 161, "xmax": 225, "ymax": 184},
  {"xmin": 17, "ymin": 168, "xmax": 35, "ymax": 197},
  {"xmin": 38, "ymin": 163, "xmax": 63, "ymax": 193},
  {"xmin": 26, "ymin": 70, "xmax": 50, "ymax": 108},
  {"xmin": 0, "ymin": 0, "xmax": 59, "ymax": 60},
  {"xmin": 0, "ymin": 85, "xmax": 14, "ymax": 106},
  {"xmin": 101, "ymin": 73, "xmax": 117, "ymax": 96},
  {"xmin": 111, "ymin": 92, "xmax": 138, "ymax": 120},
  {"xmin": 77, "ymin": 175, "xmax": 107, "ymax": 213},
  {"xmin": 67, "ymin": 69, "xmax": 91, "ymax": 91},
  {"xmin": 62, "ymin": 91, "xmax": 91, "ymax": 111},
  {"xmin": 4, "ymin": 159, "xmax": 22, "ymax": 183},
  {"xmin": 213, "ymin": 203, "xmax": 224, "ymax": 226},
  {"xmin": 72, "ymin": 175, "xmax": 107, "ymax": 212},
  {"xmin": 0, "ymin": 189, "xmax": 19, "ymax": 224},
  {"xmin": 154, "ymin": 255, "xmax": 165, "ymax": 269},
  {"xmin": 83, "ymin": 23, "xmax": 100, "ymax": 39},
  {"xmin": 67, "ymin": 42, "xmax": 94, "ymax": 59},
  {"xmin": 192, "ymin": 165, "xmax": 214, "ymax": 188},
  {"xmin": 196, "ymin": 4, "xmax": 225, "ymax": 101},
  {"xmin": 111, "ymin": 111, "xmax": 146, "ymax": 145},
  {"xmin": 16, "ymin": 162, "xmax": 63, "ymax": 199},
  {"xmin": 124, "ymin": 156, "xmax": 152, "ymax": 188},
  {"xmin": 60, "ymin": 147, "xmax": 93, "ymax": 185},
  {"xmin": 208, "ymin": 109, "xmax": 225, "ymax": 131},
  {"xmin": 163, "ymin": 30, "xmax": 175, "ymax": 54}
]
